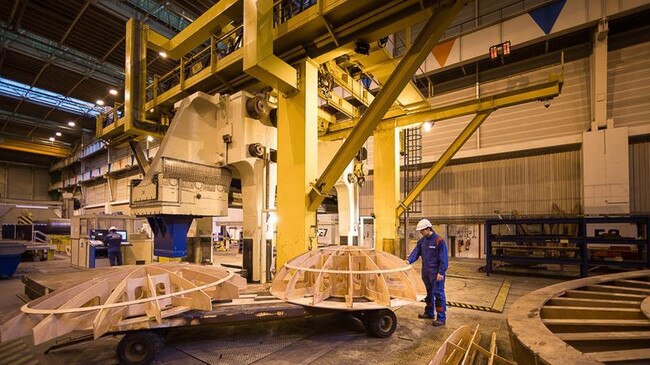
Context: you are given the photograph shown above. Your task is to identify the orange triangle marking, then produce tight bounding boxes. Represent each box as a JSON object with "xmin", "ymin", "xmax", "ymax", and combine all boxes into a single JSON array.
[{"xmin": 432, "ymin": 39, "xmax": 455, "ymax": 67}]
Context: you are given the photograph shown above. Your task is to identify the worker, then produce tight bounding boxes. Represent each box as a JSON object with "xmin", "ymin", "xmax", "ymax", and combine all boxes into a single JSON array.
[
  {"xmin": 103, "ymin": 226, "xmax": 123, "ymax": 266},
  {"xmin": 407, "ymin": 218, "xmax": 448, "ymax": 326}
]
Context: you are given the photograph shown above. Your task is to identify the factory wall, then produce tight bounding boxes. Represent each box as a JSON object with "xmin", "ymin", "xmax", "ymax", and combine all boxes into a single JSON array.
[
  {"xmin": 360, "ymin": 149, "xmax": 581, "ymax": 218},
  {"xmin": 360, "ymin": 38, "xmax": 650, "ymax": 219},
  {"xmin": 0, "ymin": 162, "xmax": 51, "ymax": 203}
]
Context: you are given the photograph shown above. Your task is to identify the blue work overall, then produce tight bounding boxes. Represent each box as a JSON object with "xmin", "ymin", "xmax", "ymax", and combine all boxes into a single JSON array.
[
  {"xmin": 103, "ymin": 232, "xmax": 123, "ymax": 266},
  {"xmin": 407, "ymin": 232, "xmax": 448, "ymax": 321}
]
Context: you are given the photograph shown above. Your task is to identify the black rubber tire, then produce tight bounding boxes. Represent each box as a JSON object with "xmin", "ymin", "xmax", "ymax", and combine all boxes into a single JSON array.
[
  {"xmin": 117, "ymin": 331, "xmax": 164, "ymax": 365},
  {"xmin": 363, "ymin": 309, "xmax": 397, "ymax": 338}
]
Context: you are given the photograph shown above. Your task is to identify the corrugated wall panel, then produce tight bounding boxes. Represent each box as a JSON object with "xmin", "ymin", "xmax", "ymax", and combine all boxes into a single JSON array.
[
  {"xmin": 479, "ymin": 58, "xmax": 590, "ymax": 148},
  {"xmin": 609, "ymin": 41, "xmax": 650, "ymax": 128},
  {"xmin": 359, "ymin": 150, "xmax": 582, "ymax": 218},
  {"xmin": 7, "ymin": 166, "xmax": 34, "ymax": 200},
  {"xmin": 32, "ymin": 169, "xmax": 50, "ymax": 201},
  {"xmin": 630, "ymin": 140, "xmax": 650, "ymax": 214},
  {"xmin": 0, "ymin": 165, "xmax": 5, "ymax": 198},
  {"xmin": 418, "ymin": 58, "xmax": 590, "ymax": 158}
]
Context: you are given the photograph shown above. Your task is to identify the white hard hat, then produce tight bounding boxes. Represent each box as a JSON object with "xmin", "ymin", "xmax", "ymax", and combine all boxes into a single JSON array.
[
  {"xmin": 109, "ymin": 226, "xmax": 117, "ymax": 231},
  {"xmin": 415, "ymin": 219, "xmax": 432, "ymax": 231}
]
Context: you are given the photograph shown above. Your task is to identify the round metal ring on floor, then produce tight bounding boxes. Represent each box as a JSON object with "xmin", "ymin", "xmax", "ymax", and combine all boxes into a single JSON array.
[{"xmin": 508, "ymin": 270, "xmax": 650, "ymax": 365}]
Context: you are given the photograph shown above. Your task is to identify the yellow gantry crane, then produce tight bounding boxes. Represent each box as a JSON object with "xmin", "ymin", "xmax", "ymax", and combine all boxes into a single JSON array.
[{"xmin": 96, "ymin": 0, "xmax": 564, "ymax": 266}]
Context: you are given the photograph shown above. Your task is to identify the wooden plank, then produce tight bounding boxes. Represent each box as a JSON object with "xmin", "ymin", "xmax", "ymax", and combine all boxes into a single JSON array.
[
  {"xmin": 564, "ymin": 289, "xmax": 646, "ymax": 301},
  {"xmin": 541, "ymin": 306, "xmax": 644, "ymax": 320},
  {"xmin": 612, "ymin": 279, "xmax": 650, "ymax": 289},
  {"xmin": 587, "ymin": 284, "xmax": 650, "ymax": 295},
  {"xmin": 587, "ymin": 348, "xmax": 650, "ymax": 362},
  {"xmin": 542, "ymin": 319, "xmax": 650, "ymax": 327},
  {"xmin": 557, "ymin": 331, "xmax": 650, "ymax": 342},
  {"xmin": 547, "ymin": 297, "xmax": 641, "ymax": 308}
]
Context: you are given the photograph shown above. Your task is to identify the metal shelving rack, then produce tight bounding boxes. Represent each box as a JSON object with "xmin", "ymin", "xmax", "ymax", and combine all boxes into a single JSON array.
[{"xmin": 484, "ymin": 216, "xmax": 650, "ymax": 277}]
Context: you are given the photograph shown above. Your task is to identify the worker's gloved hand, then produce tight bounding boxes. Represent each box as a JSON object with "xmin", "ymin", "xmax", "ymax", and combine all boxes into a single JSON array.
[{"xmin": 436, "ymin": 273, "xmax": 444, "ymax": 281}]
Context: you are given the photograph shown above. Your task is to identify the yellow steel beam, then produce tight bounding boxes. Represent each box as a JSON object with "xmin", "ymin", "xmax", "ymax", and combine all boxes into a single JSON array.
[
  {"xmin": 353, "ymin": 45, "xmax": 429, "ymax": 111},
  {"xmin": 396, "ymin": 110, "xmax": 492, "ymax": 218},
  {"xmin": 307, "ymin": 0, "xmax": 464, "ymax": 211},
  {"xmin": 146, "ymin": 0, "xmax": 242, "ymax": 60},
  {"xmin": 243, "ymin": 0, "xmax": 297, "ymax": 95},
  {"xmin": 322, "ymin": 75, "xmax": 564, "ymax": 140},
  {"xmin": 325, "ymin": 61, "xmax": 374, "ymax": 107},
  {"xmin": 0, "ymin": 137, "xmax": 70, "ymax": 158},
  {"xmin": 319, "ymin": 91, "xmax": 359, "ymax": 119}
]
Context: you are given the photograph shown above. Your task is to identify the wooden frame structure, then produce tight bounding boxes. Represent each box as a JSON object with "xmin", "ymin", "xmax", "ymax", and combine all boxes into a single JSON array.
[
  {"xmin": 0, "ymin": 263, "xmax": 245, "ymax": 345},
  {"xmin": 508, "ymin": 270, "xmax": 650, "ymax": 364},
  {"xmin": 271, "ymin": 246, "xmax": 426, "ymax": 310},
  {"xmin": 429, "ymin": 325, "xmax": 516, "ymax": 365}
]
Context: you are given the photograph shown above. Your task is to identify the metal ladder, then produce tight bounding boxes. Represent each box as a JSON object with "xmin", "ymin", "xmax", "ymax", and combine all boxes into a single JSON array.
[
  {"xmin": 400, "ymin": 126, "xmax": 423, "ymax": 257},
  {"xmin": 402, "ymin": 126, "xmax": 423, "ymax": 214}
]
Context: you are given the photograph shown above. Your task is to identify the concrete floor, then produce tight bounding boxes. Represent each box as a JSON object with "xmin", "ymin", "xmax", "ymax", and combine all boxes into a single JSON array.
[{"xmin": 0, "ymin": 253, "xmax": 561, "ymax": 365}]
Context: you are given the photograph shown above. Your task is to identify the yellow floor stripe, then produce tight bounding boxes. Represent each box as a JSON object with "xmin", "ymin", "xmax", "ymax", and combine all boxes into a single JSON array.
[{"xmin": 491, "ymin": 279, "xmax": 512, "ymax": 313}]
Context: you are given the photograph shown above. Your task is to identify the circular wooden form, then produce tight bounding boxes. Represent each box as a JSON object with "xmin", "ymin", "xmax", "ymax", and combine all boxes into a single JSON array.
[
  {"xmin": 271, "ymin": 246, "xmax": 426, "ymax": 310},
  {"xmin": 508, "ymin": 270, "xmax": 650, "ymax": 365},
  {"xmin": 0, "ymin": 263, "xmax": 246, "ymax": 345}
]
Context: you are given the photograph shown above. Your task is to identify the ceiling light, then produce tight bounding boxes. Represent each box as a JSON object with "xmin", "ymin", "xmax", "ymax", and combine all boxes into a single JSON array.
[
  {"xmin": 49, "ymin": 137, "xmax": 55, "ymax": 142},
  {"xmin": 55, "ymin": 132, "xmax": 62, "ymax": 136},
  {"xmin": 96, "ymin": 99, "xmax": 105, "ymax": 106},
  {"xmin": 67, "ymin": 121, "xmax": 75, "ymax": 127},
  {"xmin": 159, "ymin": 51, "xmax": 167, "ymax": 58},
  {"xmin": 422, "ymin": 121, "xmax": 434, "ymax": 133},
  {"xmin": 147, "ymin": 135, "xmax": 154, "ymax": 142},
  {"xmin": 109, "ymin": 89, "xmax": 118, "ymax": 96}
]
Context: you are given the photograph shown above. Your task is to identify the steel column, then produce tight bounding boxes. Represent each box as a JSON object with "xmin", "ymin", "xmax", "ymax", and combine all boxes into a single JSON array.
[
  {"xmin": 373, "ymin": 127, "xmax": 400, "ymax": 254},
  {"xmin": 308, "ymin": 0, "xmax": 464, "ymax": 211},
  {"xmin": 276, "ymin": 59, "xmax": 319, "ymax": 269},
  {"xmin": 397, "ymin": 110, "xmax": 492, "ymax": 217}
]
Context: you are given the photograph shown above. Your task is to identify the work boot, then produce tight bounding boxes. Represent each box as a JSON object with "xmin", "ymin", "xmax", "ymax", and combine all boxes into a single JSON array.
[
  {"xmin": 432, "ymin": 319, "xmax": 446, "ymax": 327},
  {"xmin": 418, "ymin": 313, "xmax": 434, "ymax": 319}
]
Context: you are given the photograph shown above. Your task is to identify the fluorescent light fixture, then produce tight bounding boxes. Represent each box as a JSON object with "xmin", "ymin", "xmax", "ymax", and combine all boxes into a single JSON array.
[
  {"xmin": 96, "ymin": 99, "xmax": 105, "ymax": 106},
  {"xmin": 15, "ymin": 205, "xmax": 49, "ymax": 210},
  {"xmin": 55, "ymin": 132, "xmax": 62, "ymax": 136},
  {"xmin": 49, "ymin": 137, "xmax": 55, "ymax": 141},
  {"xmin": 0, "ymin": 77, "xmax": 101, "ymax": 116},
  {"xmin": 159, "ymin": 51, "xmax": 167, "ymax": 58},
  {"xmin": 109, "ymin": 89, "xmax": 118, "ymax": 96},
  {"xmin": 146, "ymin": 135, "xmax": 154, "ymax": 142},
  {"xmin": 67, "ymin": 121, "xmax": 75, "ymax": 127}
]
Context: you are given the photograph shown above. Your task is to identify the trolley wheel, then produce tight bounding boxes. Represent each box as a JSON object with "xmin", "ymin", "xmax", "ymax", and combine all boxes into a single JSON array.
[
  {"xmin": 363, "ymin": 309, "xmax": 397, "ymax": 338},
  {"xmin": 117, "ymin": 331, "xmax": 164, "ymax": 365}
]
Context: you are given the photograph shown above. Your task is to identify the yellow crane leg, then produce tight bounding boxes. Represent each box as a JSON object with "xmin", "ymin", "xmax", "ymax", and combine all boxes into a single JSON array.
[
  {"xmin": 276, "ymin": 59, "xmax": 319, "ymax": 269},
  {"xmin": 373, "ymin": 128, "xmax": 400, "ymax": 254},
  {"xmin": 307, "ymin": 0, "xmax": 465, "ymax": 211},
  {"xmin": 396, "ymin": 110, "xmax": 493, "ymax": 218}
]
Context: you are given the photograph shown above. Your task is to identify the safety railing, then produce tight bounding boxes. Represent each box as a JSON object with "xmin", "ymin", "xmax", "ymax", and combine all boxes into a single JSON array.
[
  {"xmin": 273, "ymin": 0, "xmax": 317, "ymax": 26},
  {"xmin": 146, "ymin": 24, "xmax": 244, "ymax": 102}
]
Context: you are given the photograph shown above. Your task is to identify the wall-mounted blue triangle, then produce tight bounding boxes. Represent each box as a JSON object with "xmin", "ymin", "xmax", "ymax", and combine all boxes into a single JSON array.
[{"xmin": 529, "ymin": 0, "xmax": 567, "ymax": 35}]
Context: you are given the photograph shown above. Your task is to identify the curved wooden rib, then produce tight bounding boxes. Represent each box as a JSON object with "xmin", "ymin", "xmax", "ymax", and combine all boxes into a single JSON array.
[
  {"xmin": 1, "ymin": 263, "xmax": 245, "ymax": 345},
  {"xmin": 271, "ymin": 246, "xmax": 426, "ymax": 310}
]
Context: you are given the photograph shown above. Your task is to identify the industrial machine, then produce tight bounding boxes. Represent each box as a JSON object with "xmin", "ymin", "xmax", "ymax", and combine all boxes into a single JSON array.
[
  {"xmin": 128, "ymin": 90, "xmax": 277, "ymax": 282},
  {"xmin": 70, "ymin": 214, "xmax": 152, "ymax": 268}
]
